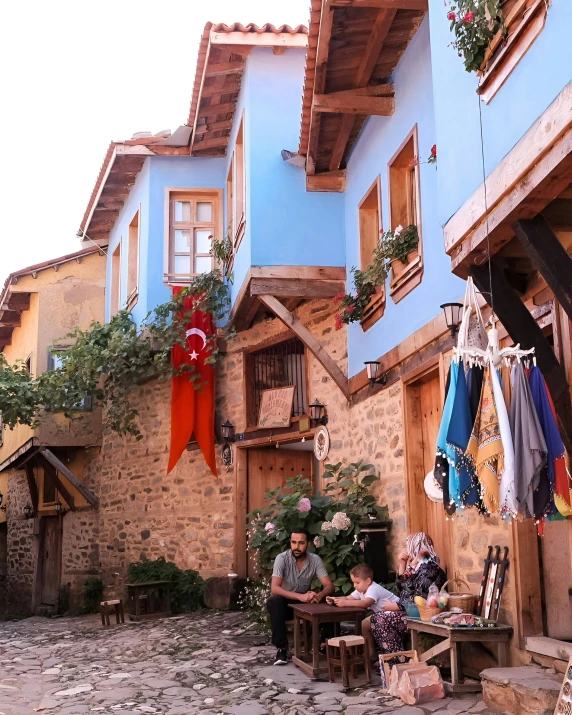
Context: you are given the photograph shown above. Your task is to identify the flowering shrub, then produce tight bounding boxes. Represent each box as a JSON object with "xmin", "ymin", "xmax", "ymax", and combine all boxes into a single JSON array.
[
  {"xmin": 334, "ymin": 225, "xmax": 419, "ymax": 328},
  {"xmin": 236, "ymin": 577, "xmax": 271, "ymax": 627},
  {"xmin": 247, "ymin": 462, "xmax": 389, "ymax": 595},
  {"xmin": 447, "ymin": 0, "xmax": 504, "ymax": 72}
]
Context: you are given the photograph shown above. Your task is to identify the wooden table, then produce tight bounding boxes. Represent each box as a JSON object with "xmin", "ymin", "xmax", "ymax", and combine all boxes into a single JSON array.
[
  {"xmin": 291, "ymin": 603, "xmax": 365, "ymax": 679},
  {"xmin": 407, "ymin": 618, "xmax": 513, "ymax": 693},
  {"xmin": 126, "ymin": 580, "xmax": 172, "ymax": 621}
]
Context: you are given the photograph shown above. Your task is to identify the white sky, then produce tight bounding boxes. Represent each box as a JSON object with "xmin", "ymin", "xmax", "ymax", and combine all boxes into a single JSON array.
[{"xmin": 0, "ymin": 0, "xmax": 309, "ymax": 284}]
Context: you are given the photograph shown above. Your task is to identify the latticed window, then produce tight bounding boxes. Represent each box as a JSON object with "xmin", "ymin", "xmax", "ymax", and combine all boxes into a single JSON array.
[{"xmin": 245, "ymin": 337, "xmax": 308, "ymax": 426}]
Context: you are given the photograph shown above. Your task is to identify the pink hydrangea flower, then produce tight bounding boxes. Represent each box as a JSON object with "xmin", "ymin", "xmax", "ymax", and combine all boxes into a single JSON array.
[
  {"xmin": 314, "ymin": 536, "xmax": 322, "ymax": 548},
  {"xmin": 264, "ymin": 522, "xmax": 276, "ymax": 534},
  {"xmin": 298, "ymin": 497, "xmax": 312, "ymax": 512}
]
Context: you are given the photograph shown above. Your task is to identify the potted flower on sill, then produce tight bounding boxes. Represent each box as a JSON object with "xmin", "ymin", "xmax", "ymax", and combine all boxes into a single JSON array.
[
  {"xmin": 446, "ymin": 1, "xmax": 504, "ymax": 73},
  {"xmin": 388, "ymin": 224, "xmax": 420, "ymax": 283}
]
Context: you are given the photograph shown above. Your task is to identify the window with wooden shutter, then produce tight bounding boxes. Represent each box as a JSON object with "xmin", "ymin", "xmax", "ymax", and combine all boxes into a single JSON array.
[
  {"xmin": 358, "ymin": 176, "xmax": 385, "ymax": 330},
  {"xmin": 388, "ymin": 125, "xmax": 423, "ymax": 304},
  {"xmin": 110, "ymin": 242, "xmax": 121, "ymax": 316},
  {"xmin": 126, "ymin": 208, "xmax": 140, "ymax": 309},
  {"xmin": 478, "ymin": 0, "xmax": 549, "ymax": 104}
]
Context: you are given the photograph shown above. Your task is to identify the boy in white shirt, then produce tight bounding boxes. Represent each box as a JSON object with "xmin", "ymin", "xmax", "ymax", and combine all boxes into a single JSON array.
[{"xmin": 327, "ymin": 563, "xmax": 400, "ymax": 659}]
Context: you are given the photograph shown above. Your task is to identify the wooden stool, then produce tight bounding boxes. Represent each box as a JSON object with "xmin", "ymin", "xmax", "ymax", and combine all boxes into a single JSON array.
[
  {"xmin": 326, "ymin": 635, "xmax": 372, "ymax": 688},
  {"xmin": 100, "ymin": 599, "xmax": 125, "ymax": 626}
]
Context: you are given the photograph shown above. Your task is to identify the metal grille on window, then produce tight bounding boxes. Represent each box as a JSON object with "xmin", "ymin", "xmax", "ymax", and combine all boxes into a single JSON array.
[{"xmin": 253, "ymin": 338, "xmax": 307, "ymax": 419}]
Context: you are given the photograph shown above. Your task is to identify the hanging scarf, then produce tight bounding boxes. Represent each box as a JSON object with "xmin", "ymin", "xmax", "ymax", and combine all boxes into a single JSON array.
[
  {"xmin": 447, "ymin": 360, "xmax": 480, "ymax": 507},
  {"xmin": 509, "ymin": 363, "xmax": 547, "ymax": 519},
  {"xmin": 405, "ymin": 532, "xmax": 440, "ymax": 570},
  {"xmin": 435, "ymin": 361, "xmax": 459, "ymax": 515},
  {"xmin": 466, "ymin": 364, "xmax": 503, "ymax": 514},
  {"xmin": 466, "ymin": 364, "xmax": 484, "ymax": 423},
  {"xmin": 529, "ymin": 365, "xmax": 562, "ymax": 518},
  {"xmin": 543, "ymin": 381, "xmax": 571, "ymax": 510},
  {"xmin": 490, "ymin": 362, "xmax": 517, "ymax": 518}
]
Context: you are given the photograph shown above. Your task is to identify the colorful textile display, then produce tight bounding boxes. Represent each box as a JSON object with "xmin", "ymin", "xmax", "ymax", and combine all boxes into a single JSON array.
[
  {"xmin": 490, "ymin": 363, "xmax": 516, "ymax": 518},
  {"xmin": 466, "ymin": 364, "xmax": 484, "ymax": 423},
  {"xmin": 447, "ymin": 360, "xmax": 480, "ymax": 507},
  {"xmin": 435, "ymin": 362, "xmax": 459, "ymax": 515},
  {"xmin": 543, "ymin": 381, "xmax": 571, "ymax": 509},
  {"xmin": 466, "ymin": 365, "xmax": 504, "ymax": 514},
  {"xmin": 509, "ymin": 363, "xmax": 546, "ymax": 519}
]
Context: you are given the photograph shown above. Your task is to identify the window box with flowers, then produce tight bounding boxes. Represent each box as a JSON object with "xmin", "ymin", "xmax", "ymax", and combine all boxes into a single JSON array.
[{"xmin": 447, "ymin": 0, "xmax": 550, "ymax": 103}]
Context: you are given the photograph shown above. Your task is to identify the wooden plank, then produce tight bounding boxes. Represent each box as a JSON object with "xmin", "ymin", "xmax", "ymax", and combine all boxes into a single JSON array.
[
  {"xmin": 192, "ymin": 135, "xmax": 230, "ymax": 151},
  {"xmin": 258, "ymin": 294, "xmax": 350, "ymax": 400},
  {"xmin": 194, "ymin": 120, "xmax": 234, "ymax": 137},
  {"xmin": 511, "ymin": 519, "xmax": 543, "ymax": 648},
  {"xmin": 313, "ymin": 93, "xmax": 394, "ymax": 115},
  {"xmin": 326, "ymin": 85, "xmax": 394, "ymax": 98},
  {"xmin": 306, "ymin": 1, "xmax": 335, "ymax": 175},
  {"xmin": 471, "ymin": 261, "xmax": 572, "ymax": 454},
  {"xmin": 330, "ymin": 0, "xmax": 427, "ymax": 7},
  {"xmin": 234, "ymin": 449, "xmax": 248, "ymax": 578},
  {"xmin": 525, "ymin": 636, "xmax": 572, "ymax": 661},
  {"xmin": 306, "ymin": 170, "xmax": 347, "ymax": 192},
  {"xmin": 0, "ymin": 310, "xmax": 21, "ymax": 327},
  {"xmin": 195, "ymin": 101, "xmax": 237, "ymax": 118},
  {"xmin": 39, "ymin": 448, "xmax": 99, "ymax": 510},
  {"xmin": 2, "ymin": 292, "xmax": 31, "ymax": 311},
  {"xmin": 445, "ymin": 81, "xmax": 572, "ymax": 254},
  {"xmin": 205, "ymin": 61, "xmax": 244, "ymax": 77},
  {"xmin": 24, "ymin": 463, "xmax": 39, "ymax": 512},
  {"xmin": 37, "ymin": 454, "xmax": 76, "ymax": 511},
  {"xmin": 251, "ymin": 266, "xmax": 346, "ymax": 280},
  {"xmin": 210, "ymin": 30, "xmax": 308, "ymax": 49},
  {"xmin": 513, "ymin": 216, "xmax": 572, "ymax": 322},
  {"xmin": 250, "ymin": 278, "xmax": 345, "ymax": 298},
  {"xmin": 200, "ymin": 81, "xmax": 241, "ymax": 98},
  {"xmin": 418, "ymin": 637, "xmax": 451, "ymax": 663}
]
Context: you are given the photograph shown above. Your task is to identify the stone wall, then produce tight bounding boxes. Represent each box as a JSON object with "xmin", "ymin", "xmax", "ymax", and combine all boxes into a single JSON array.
[{"xmin": 6, "ymin": 467, "xmax": 37, "ymax": 613}]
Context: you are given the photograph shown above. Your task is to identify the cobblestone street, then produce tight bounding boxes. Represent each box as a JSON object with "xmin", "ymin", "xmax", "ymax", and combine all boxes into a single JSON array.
[{"xmin": 0, "ymin": 611, "xmax": 507, "ymax": 715}]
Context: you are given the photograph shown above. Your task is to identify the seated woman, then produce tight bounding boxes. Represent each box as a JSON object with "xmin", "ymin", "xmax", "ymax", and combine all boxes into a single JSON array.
[{"xmin": 370, "ymin": 532, "xmax": 446, "ymax": 658}]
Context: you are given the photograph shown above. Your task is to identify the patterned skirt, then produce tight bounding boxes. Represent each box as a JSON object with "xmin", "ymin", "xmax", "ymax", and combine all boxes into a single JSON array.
[{"xmin": 370, "ymin": 610, "xmax": 408, "ymax": 654}]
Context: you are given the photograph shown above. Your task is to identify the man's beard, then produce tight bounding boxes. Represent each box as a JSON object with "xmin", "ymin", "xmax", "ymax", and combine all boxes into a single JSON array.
[{"xmin": 292, "ymin": 549, "xmax": 304, "ymax": 559}]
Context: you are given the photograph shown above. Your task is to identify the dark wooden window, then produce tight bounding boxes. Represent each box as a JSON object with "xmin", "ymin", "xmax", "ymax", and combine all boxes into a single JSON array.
[
  {"xmin": 245, "ymin": 337, "xmax": 308, "ymax": 426},
  {"xmin": 43, "ymin": 462, "xmax": 57, "ymax": 505}
]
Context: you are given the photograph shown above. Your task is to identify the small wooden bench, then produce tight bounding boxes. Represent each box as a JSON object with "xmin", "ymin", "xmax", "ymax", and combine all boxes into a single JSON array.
[
  {"xmin": 407, "ymin": 618, "xmax": 513, "ymax": 693},
  {"xmin": 100, "ymin": 599, "xmax": 125, "ymax": 626}
]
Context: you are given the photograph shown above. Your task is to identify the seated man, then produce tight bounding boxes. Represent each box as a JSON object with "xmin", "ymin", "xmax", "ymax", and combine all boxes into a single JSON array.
[{"xmin": 266, "ymin": 528, "xmax": 334, "ymax": 665}]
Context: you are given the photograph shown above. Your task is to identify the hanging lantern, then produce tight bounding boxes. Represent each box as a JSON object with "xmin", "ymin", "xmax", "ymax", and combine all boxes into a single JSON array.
[
  {"xmin": 364, "ymin": 361, "xmax": 387, "ymax": 388},
  {"xmin": 221, "ymin": 420, "xmax": 235, "ymax": 443},
  {"xmin": 23, "ymin": 504, "xmax": 34, "ymax": 520},
  {"xmin": 440, "ymin": 302, "xmax": 464, "ymax": 338},
  {"xmin": 309, "ymin": 399, "xmax": 327, "ymax": 425}
]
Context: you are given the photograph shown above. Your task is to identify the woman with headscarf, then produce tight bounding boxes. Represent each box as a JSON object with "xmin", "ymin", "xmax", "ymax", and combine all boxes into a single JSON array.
[{"xmin": 369, "ymin": 532, "xmax": 446, "ymax": 663}]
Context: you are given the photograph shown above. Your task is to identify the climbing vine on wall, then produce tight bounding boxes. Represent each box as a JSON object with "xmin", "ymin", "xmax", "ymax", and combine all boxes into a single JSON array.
[{"xmin": 0, "ymin": 271, "xmax": 231, "ymax": 440}]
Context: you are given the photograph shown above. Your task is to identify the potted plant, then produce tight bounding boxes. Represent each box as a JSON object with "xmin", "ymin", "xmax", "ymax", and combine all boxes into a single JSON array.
[{"xmin": 388, "ymin": 224, "xmax": 420, "ymax": 283}]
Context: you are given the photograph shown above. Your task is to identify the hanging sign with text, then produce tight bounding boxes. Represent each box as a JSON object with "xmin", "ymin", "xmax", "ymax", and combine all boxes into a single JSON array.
[{"xmin": 258, "ymin": 386, "xmax": 295, "ymax": 429}]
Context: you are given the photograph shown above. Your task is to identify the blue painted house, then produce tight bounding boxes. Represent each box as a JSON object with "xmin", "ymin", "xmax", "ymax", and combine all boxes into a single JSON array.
[{"xmin": 72, "ymin": 3, "xmax": 572, "ymax": 663}]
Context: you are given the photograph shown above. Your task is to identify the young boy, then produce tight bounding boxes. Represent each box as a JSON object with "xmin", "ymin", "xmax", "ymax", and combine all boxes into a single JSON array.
[{"xmin": 327, "ymin": 563, "xmax": 400, "ymax": 659}]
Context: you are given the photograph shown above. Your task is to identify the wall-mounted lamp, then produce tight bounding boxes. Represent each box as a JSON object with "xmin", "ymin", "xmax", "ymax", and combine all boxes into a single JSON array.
[
  {"xmin": 23, "ymin": 504, "xmax": 34, "ymax": 520},
  {"xmin": 364, "ymin": 361, "xmax": 387, "ymax": 388},
  {"xmin": 309, "ymin": 399, "xmax": 328, "ymax": 426},
  {"xmin": 55, "ymin": 500, "xmax": 66, "ymax": 516},
  {"xmin": 440, "ymin": 302, "xmax": 464, "ymax": 339},
  {"xmin": 221, "ymin": 420, "xmax": 235, "ymax": 443}
]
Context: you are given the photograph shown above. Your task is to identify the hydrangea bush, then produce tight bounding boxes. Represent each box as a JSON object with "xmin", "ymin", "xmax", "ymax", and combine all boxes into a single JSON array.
[{"xmin": 246, "ymin": 461, "xmax": 389, "ymax": 595}]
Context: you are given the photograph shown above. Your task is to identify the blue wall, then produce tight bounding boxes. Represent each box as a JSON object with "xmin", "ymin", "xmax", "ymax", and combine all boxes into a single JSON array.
[
  {"xmin": 345, "ymin": 18, "xmax": 465, "ymax": 377},
  {"xmin": 229, "ymin": 48, "xmax": 345, "ymax": 304},
  {"xmin": 429, "ymin": 0, "xmax": 572, "ymax": 227}
]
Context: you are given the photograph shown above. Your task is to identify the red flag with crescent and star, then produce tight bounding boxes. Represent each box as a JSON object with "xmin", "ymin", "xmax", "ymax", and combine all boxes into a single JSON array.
[{"xmin": 167, "ymin": 287, "xmax": 218, "ymax": 477}]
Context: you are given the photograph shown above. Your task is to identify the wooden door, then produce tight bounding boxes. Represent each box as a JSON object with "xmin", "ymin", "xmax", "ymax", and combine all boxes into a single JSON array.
[
  {"xmin": 405, "ymin": 368, "xmax": 452, "ymax": 574},
  {"xmin": 40, "ymin": 517, "xmax": 61, "ymax": 607},
  {"xmin": 247, "ymin": 447, "xmax": 313, "ymax": 577},
  {"xmin": 542, "ymin": 517, "xmax": 572, "ymax": 639}
]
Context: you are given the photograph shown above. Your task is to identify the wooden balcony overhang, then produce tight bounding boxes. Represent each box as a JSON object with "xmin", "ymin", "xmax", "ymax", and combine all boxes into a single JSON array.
[{"xmin": 298, "ymin": 0, "xmax": 426, "ymax": 191}]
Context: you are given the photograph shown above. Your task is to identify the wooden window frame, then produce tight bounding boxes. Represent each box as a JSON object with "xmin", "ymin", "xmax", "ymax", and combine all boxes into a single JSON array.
[
  {"xmin": 387, "ymin": 125, "xmax": 423, "ymax": 304},
  {"xmin": 358, "ymin": 176, "xmax": 385, "ymax": 330},
  {"xmin": 234, "ymin": 112, "xmax": 246, "ymax": 252},
  {"xmin": 163, "ymin": 188, "xmax": 223, "ymax": 285},
  {"xmin": 110, "ymin": 242, "xmax": 121, "ymax": 317},
  {"xmin": 478, "ymin": 0, "xmax": 549, "ymax": 104},
  {"xmin": 126, "ymin": 207, "xmax": 140, "ymax": 310}
]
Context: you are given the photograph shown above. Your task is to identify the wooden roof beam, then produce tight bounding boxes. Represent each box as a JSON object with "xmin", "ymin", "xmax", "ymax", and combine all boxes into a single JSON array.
[
  {"xmin": 306, "ymin": 170, "xmax": 347, "ymax": 192},
  {"xmin": 201, "ymin": 81, "xmax": 241, "ymax": 97},
  {"xmin": 313, "ymin": 93, "xmax": 394, "ymax": 114},
  {"xmin": 258, "ymin": 294, "xmax": 350, "ymax": 400},
  {"xmin": 205, "ymin": 61, "xmax": 244, "ymax": 77},
  {"xmin": 306, "ymin": 0, "xmax": 335, "ymax": 175},
  {"xmin": 196, "ymin": 101, "xmax": 237, "ymax": 118},
  {"xmin": 194, "ymin": 120, "xmax": 234, "ymax": 136},
  {"xmin": 250, "ymin": 277, "xmax": 346, "ymax": 298},
  {"xmin": 330, "ymin": 0, "xmax": 427, "ymax": 8},
  {"xmin": 40, "ymin": 448, "xmax": 99, "ymax": 510},
  {"xmin": 0, "ymin": 310, "xmax": 21, "ymax": 327},
  {"xmin": 329, "ymin": 8, "xmax": 397, "ymax": 171},
  {"xmin": 192, "ymin": 135, "xmax": 230, "ymax": 152}
]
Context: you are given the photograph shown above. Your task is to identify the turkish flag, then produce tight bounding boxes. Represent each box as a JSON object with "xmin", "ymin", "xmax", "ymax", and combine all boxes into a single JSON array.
[{"xmin": 167, "ymin": 287, "xmax": 218, "ymax": 477}]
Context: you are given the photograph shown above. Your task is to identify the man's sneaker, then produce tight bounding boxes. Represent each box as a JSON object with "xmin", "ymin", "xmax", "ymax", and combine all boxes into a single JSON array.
[{"xmin": 274, "ymin": 648, "xmax": 288, "ymax": 665}]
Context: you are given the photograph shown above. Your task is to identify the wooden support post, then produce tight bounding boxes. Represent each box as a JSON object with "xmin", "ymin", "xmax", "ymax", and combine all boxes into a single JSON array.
[
  {"xmin": 39, "ymin": 448, "xmax": 99, "ymax": 509},
  {"xmin": 257, "ymin": 294, "xmax": 350, "ymax": 400},
  {"xmin": 24, "ymin": 462, "xmax": 39, "ymax": 512},
  {"xmin": 36, "ymin": 454, "xmax": 76, "ymax": 511},
  {"xmin": 471, "ymin": 261, "xmax": 572, "ymax": 454},
  {"xmin": 513, "ymin": 216, "xmax": 572, "ymax": 323}
]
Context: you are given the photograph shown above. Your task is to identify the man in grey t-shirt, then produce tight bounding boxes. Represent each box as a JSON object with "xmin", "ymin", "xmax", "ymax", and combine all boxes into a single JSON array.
[{"xmin": 266, "ymin": 528, "xmax": 334, "ymax": 665}]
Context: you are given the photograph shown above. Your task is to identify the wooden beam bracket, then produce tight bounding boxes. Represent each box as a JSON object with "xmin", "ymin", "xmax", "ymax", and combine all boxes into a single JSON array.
[{"xmin": 39, "ymin": 448, "xmax": 99, "ymax": 510}]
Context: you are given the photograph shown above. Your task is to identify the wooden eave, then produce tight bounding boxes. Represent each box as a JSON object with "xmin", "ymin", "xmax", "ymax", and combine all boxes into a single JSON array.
[
  {"xmin": 187, "ymin": 23, "xmax": 308, "ymax": 157},
  {"xmin": 445, "ymin": 81, "xmax": 572, "ymax": 278},
  {"xmin": 299, "ymin": 0, "xmax": 426, "ymax": 186}
]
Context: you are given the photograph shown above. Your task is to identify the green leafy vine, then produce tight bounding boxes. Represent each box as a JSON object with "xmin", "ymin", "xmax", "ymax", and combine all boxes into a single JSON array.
[{"xmin": 447, "ymin": 0, "xmax": 505, "ymax": 72}]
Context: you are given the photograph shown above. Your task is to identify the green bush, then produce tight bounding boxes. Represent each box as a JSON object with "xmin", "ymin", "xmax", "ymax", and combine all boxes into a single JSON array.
[
  {"xmin": 83, "ymin": 578, "xmax": 104, "ymax": 613},
  {"xmin": 247, "ymin": 460, "xmax": 389, "ymax": 595},
  {"xmin": 127, "ymin": 557, "xmax": 205, "ymax": 614}
]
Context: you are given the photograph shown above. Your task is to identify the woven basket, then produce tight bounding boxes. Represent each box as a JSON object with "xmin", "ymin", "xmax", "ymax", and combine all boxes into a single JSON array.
[
  {"xmin": 417, "ymin": 604, "xmax": 444, "ymax": 621},
  {"xmin": 444, "ymin": 577, "xmax": 476, "ymax": 614}
]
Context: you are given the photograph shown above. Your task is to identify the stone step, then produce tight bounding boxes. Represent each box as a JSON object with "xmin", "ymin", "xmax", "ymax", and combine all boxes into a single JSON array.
[{"xmin": 480, "ymin": 665, "xmax": 563, "ymax": 715}]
